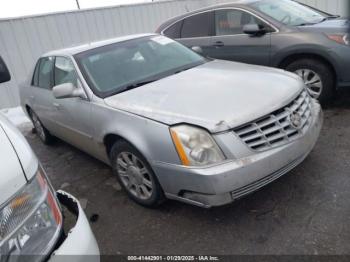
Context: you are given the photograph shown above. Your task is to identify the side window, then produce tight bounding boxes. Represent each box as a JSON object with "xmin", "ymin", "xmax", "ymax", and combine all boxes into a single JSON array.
[
  {"xmin": 215, "ymin": 9, "xmax": 269, "ymax": 36},
  {"xmin": 54, "ymin": 57, "xmax": 78, "ymax": 87},
  {"xmin": 163, "ymin": 20, "xmax": 183, "ymax": 39},
  {"xmin": 181, "ymin": 12, "xmax": 214, "ymax": 38},
  {"xmin": 32, "ymin": 60, "xmax": 40, "ymax": 86},
  {"xmin": 38, "ymin": 57, "xmax": 54, "ymax": 89}
]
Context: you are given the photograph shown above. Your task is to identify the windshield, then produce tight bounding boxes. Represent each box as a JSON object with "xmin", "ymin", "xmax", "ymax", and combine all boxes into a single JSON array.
[
  {"xmin": 74, "ymin": 36, "xmax": 205, "ymax": 97},
  {"xmin": 251, "ymin": 0, "xmax": 326, "ymax": 26}
]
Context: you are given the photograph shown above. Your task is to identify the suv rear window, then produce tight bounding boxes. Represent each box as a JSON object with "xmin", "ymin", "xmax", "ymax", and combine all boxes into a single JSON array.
[
  {"xmin": 163, "ymin": 20, "xmax": 183, "ymax": 39},
  {"xmin": 181, "ymin": 12, "xmax": 214, "ymax": 38}
]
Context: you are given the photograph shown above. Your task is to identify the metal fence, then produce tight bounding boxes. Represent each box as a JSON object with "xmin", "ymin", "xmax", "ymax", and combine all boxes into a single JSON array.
[{"xmin": 0, "ymin": 0, "xmax": 348, "ymax": 108}]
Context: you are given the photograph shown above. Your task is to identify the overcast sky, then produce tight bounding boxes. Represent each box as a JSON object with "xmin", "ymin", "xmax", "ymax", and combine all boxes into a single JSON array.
[{"xmin": 0, "ymin": 0, "xmax": 155, "ymax": 19}]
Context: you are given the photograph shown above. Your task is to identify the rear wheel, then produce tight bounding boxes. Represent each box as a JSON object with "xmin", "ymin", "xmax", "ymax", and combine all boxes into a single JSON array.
[
  {"xmin": 285, "ymin": 58, "xmax": 335, "ymax": 105},
  {"xmin": 29, "ymin": 109, "xmax": 54, "ymax": 145},
  {"xmin": 110, "ymin": 140, "xmax": 165, "ymax": 207}
]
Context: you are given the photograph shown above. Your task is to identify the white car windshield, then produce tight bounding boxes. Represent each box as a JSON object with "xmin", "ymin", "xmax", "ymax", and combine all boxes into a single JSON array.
[
  {"xmin": 75, "ymin": 35, "xmax": 205, "ymax": 97},
  {"xmin": 251, "ymin": 0, "xmax": 327, "ymax": 26}
]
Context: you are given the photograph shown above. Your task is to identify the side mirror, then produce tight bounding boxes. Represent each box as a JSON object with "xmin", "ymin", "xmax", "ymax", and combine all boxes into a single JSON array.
[
  {"xmin": 0, "ymin": 56, "xmax": 11, "ymax": 84},
  {"xmin": 53, "ymin": 82, "xmax": 86, "ymax": 99},
  {"xmin": 191, "ymin": 46, "xmax": 204, "ymax": 55},
  {"xmin": 243, "ymin": 24, "xmax": 265, "ymax": 36}
]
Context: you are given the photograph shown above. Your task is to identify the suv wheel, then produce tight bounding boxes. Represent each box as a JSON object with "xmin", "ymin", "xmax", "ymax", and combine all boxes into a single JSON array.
[
  {"xmin": 285, "ymin": 59, "xmax": 335, "ymax": 105},
  {"xmin": 110, "ymin": 140, "xmax": 165, "ymax": 207}
]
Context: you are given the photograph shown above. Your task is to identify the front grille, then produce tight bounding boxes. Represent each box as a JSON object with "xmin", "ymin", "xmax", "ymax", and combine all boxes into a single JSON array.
[{"xmin": 234, "ymin": 90, "xmax": 312, "ymax": 151}]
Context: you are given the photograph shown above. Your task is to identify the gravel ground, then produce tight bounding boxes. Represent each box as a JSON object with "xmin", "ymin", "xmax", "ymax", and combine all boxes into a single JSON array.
[{"xmin": 22, "ymin": 90, "xmax": 350, "ymax": 255}]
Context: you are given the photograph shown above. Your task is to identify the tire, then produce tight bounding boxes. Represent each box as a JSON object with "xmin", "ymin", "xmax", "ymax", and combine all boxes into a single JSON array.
[
  {"xmin": 29, "ymin": 109, "xmax": 54, "ymax": 145},
  {"xmin": 285, "ymin": 58, "xmax": 335, "ymax": 105},
  {"xmin": 110, "ymin": 140, "xmax": 165, "ymax": 207}
]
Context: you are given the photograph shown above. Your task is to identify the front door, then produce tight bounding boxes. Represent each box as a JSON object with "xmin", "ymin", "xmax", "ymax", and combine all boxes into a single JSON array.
[
  {"xmin": 206, "ymin": 9, "xmax": 272, "ymax": 66},
  {"xmin": 51, "ymin": 56, "xmax": 95, "ymax": 155}
]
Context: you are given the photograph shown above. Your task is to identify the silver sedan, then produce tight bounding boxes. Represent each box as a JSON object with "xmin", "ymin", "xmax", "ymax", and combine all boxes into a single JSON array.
[{"xmin": 20, "ymin": 34, "xmax": 323, "ymax": 208}]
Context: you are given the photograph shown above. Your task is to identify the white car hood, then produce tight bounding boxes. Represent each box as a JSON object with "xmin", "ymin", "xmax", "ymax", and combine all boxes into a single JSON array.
[
  {"xmin": 0, "ymin": 114, "xmax": 38, "ymax": 204},
  {"xmin": 105, "ymin": 60, "xmax": 304, "ymax": 133}
]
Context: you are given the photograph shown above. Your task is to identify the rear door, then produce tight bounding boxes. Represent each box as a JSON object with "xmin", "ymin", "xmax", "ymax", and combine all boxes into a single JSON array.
[
  {"xmin": 207, "ymin": 8, "xmax": 272, "ymax": 66},
  {"xmin": 30, "ymin": 56, "xmax": 57, "ymax": 132},
  {"xmin": 166, "ymin": 11, "xmax": 215, "ymax": 55}
]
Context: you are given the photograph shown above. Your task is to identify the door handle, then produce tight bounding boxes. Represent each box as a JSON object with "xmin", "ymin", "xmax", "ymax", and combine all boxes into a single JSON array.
[
  {"xmin": 213, "ymin": 41, "xmax": 225, "ymax": 47},
  {"xmin": 53, "ymin": 102, "xmax": 61, "ymax": 109}
]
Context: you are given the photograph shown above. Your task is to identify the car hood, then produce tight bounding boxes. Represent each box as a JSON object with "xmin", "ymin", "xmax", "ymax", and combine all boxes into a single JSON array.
[
  {"xmin": 298, "ymin": 18, "xmax": 349, "ymax": 33},
  {"xmin": 0, "ymin": 114, "xmax": 38, "ymax": 204},
  {"xmin": 104, "ymin": 60, "xmax": 304, "ymax": 133}
]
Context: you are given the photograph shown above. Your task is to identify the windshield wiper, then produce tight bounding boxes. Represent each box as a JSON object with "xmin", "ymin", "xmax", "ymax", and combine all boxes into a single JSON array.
[
  {"xmin": 327, "ymin": 15, "xmax": 341, "ymax": 19},
  {"xmin": 118, "ymin": 79, "xmax": 158, "ymax": 94},
  {"xmin": 296, "ymin": 22, "xmax": 318, "ymax": 26},
  {"xmin": 296, "ymin": 15, "xmax": 341, "ymax": 26}
]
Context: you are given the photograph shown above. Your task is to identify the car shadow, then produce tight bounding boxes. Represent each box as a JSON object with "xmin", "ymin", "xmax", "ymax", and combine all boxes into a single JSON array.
[{"xmin": 327, "ymin": 88, "xmax": 350, "ymax": 109}]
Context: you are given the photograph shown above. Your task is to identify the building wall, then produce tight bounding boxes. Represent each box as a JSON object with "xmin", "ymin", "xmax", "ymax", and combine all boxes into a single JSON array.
[{"xmin": 0, "ymin": 0, "xmax": 348, "ymax": 108}]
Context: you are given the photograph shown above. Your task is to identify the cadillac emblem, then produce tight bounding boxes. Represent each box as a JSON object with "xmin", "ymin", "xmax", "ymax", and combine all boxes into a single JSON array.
[{"xmin": 289, "ymin": 111, "xmax": 302, "ymax": 130}]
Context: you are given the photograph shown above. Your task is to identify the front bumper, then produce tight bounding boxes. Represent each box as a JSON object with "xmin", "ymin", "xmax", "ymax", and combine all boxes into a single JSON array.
[
  {"xmin": 153, "ymin": 102, "xmax": 323, "ymax": 208},
  {"xmin": 49, "ymin": 191, "xmax": 99, "ymax": 262}
]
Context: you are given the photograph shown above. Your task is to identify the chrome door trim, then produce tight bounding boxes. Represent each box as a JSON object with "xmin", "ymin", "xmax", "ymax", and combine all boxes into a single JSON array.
[{"xmin": 160, "ymin": 7, "xmax": 280, "ymax": 39}]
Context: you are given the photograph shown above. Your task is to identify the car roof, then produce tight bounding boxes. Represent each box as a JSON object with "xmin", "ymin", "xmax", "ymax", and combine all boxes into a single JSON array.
[{"xmin": 42, "ymin": 33, "xmax": 156, "ymax": 57}]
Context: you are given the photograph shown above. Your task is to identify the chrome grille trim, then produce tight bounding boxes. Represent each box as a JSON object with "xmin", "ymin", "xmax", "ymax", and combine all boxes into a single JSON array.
[{"xmin": 234, "ymin": 90, "xmax": 312, "ymax": 151}]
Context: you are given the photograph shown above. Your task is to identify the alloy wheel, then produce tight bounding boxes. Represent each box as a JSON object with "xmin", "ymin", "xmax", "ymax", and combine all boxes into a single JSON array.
[
  {"xmin": 295, "ymin": 69, "xmax": 323, "ymax": 99},
  {"xmin": 116, "ymin": 152, "xmax": 153, "ymax": 200}
]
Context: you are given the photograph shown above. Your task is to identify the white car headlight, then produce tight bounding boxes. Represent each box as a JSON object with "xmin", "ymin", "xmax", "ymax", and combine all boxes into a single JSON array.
[
  {"xmin": 170, "ymin": 125, "xmax": 225, "ymax": 166},
  {"xmin": 0, "ymin": 167, "xmax": 62, "ymax": 259}
]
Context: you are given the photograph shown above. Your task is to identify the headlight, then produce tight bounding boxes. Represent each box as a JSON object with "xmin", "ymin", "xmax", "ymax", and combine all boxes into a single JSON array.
[
  {"xmin": 327, "ymin": 33, "xmax": 349, "ymax": 46},
  {"xmin": 0, "ymin": 167, "xmax": 62, "ymax": 260},
  {"xmin": 170, "ymin": 125, "xmax": 225, "ymax": 166}
]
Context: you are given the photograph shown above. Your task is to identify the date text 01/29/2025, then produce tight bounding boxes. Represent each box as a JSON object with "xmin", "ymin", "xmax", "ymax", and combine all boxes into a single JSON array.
[{"xmin": 127, "ymin": 256, "xmax": 220, "ymax": 261}]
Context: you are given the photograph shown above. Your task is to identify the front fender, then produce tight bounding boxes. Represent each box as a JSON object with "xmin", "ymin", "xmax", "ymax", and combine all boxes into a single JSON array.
[{"xmin": 92, "ymin": 103, "xmax": 181, "ymax": 166}]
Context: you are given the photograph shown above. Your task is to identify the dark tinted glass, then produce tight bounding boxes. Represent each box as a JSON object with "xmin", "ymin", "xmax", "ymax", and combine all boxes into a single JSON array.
[
  {"xmin": 0, "ymin": 56, "xmax": 10, "ymax": 83},
  {"xmin": 181, "ymin": 12, "xmax": 213, "ymax": 38},
  {"xmin": 38, "ymin": 57, "xmax": 54, "ymax": 89},
  {"xmin": 54, "ymin": 57, "xmax": 77, "ymax": 86},
  {"xmin": 163, "ymin": 20, "xmax": 183, "ymax": 39}
]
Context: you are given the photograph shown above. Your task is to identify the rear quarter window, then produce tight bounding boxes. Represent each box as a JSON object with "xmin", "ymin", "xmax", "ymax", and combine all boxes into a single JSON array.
[
  {"xmin": 31, "ymin": 60, "xmax": 40, "ymax": 86},
  {"xmin": 163, "ymin": 20, "xmax": 183, "ymax": 39},
  {"xmin": 181, "ymin": 12, "xmax": 214, "ymax": 38}
]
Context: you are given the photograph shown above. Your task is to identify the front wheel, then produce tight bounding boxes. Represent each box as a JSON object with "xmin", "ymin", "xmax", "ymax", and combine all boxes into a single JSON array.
[
  {"xmin": 110, "ymin": 140, "xmax": 165, "ymax": 207},
  {"xmin": 285, "ymin": 59, "xmax": 335, "ymax": 105}
]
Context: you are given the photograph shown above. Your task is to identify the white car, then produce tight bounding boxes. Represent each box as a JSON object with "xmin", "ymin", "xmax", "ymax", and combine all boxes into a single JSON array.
[{"xmin": 0, "ymin": 56, "xmax": 99, "ymax": 261}]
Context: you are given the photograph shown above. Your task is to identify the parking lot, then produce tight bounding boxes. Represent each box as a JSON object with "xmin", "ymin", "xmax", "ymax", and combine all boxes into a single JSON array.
[{"xmin": 20, "ymin": 90, "xmax": 350, "ymax": 255}]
